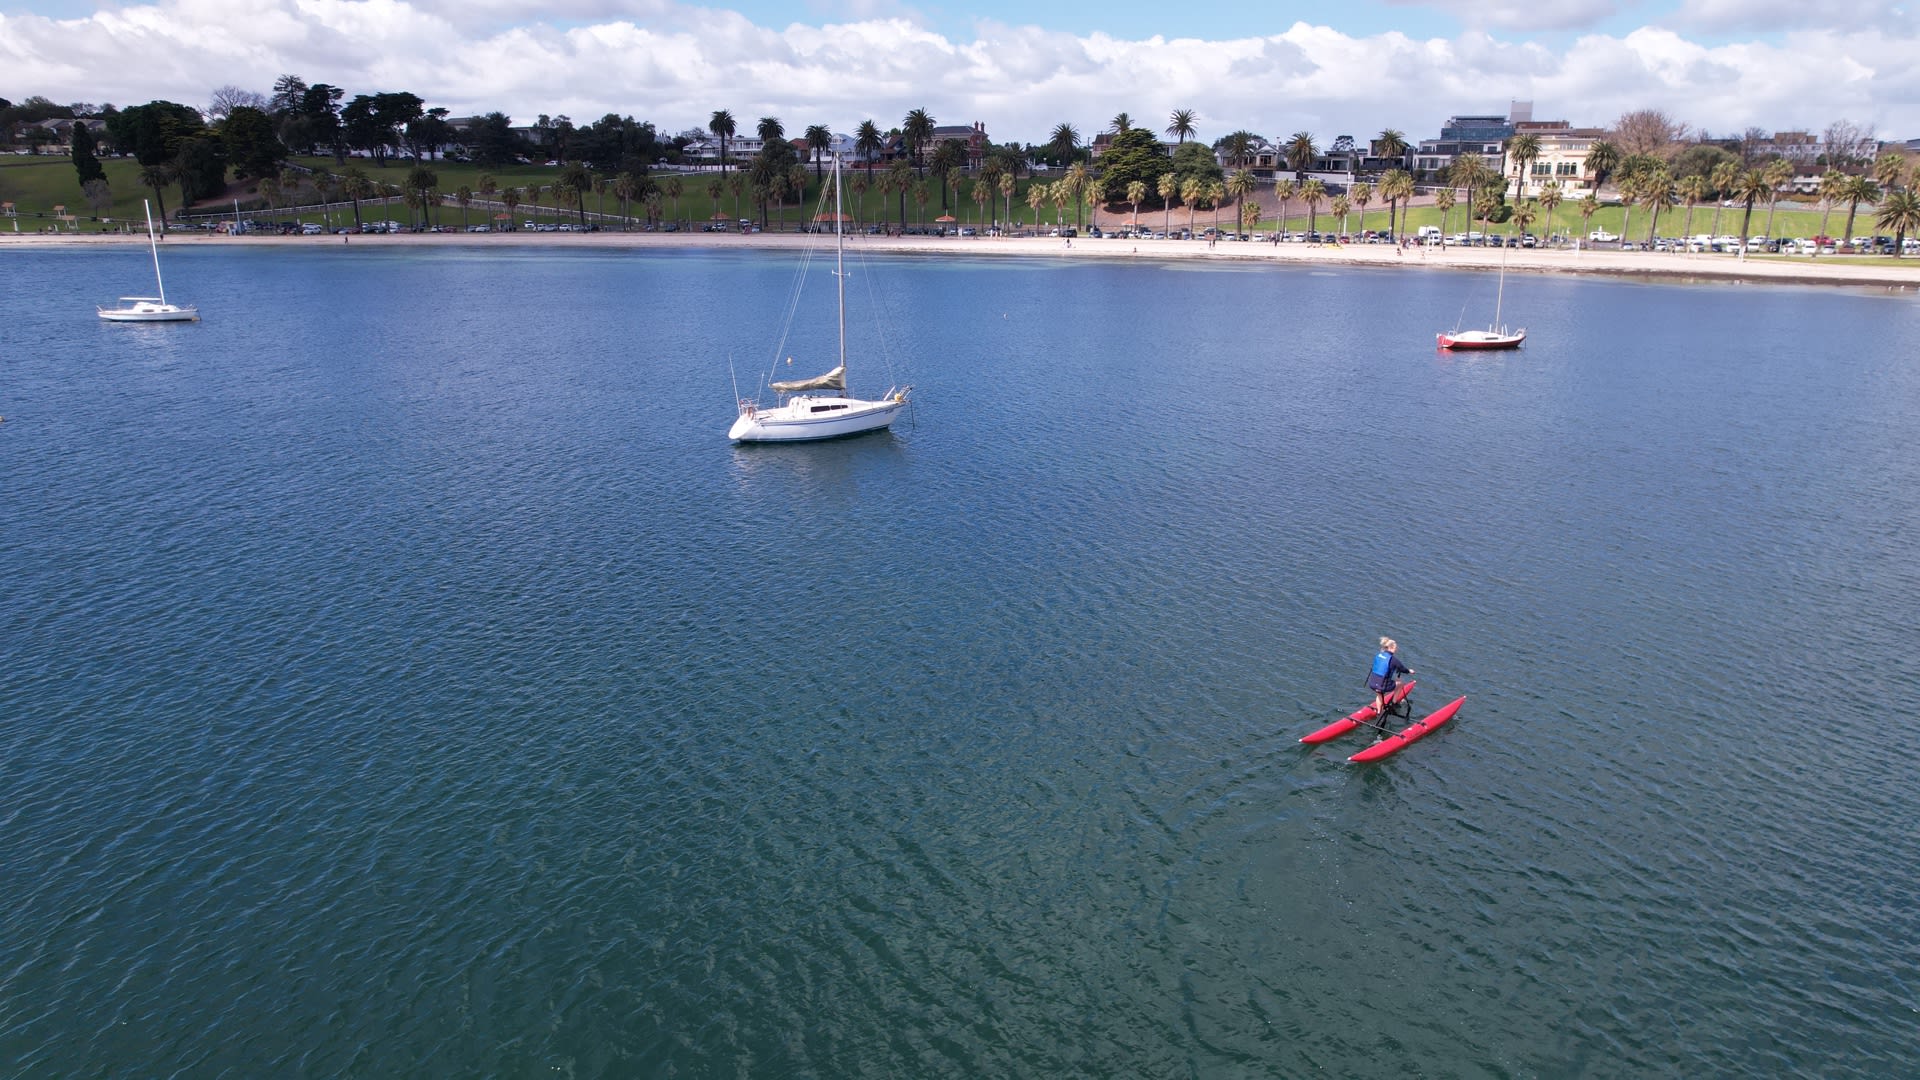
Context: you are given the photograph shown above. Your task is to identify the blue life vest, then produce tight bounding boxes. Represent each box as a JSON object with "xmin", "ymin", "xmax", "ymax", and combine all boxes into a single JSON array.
[{"xmin": 1370, "ymin": 650, "xmax": 1395, "ymax": 678}]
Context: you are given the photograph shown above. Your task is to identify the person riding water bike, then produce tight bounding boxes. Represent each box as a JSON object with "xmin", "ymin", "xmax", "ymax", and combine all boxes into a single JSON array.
[{"xmin": 1367, "ymin": 637, "xmax": 1413, "ymax": 722}]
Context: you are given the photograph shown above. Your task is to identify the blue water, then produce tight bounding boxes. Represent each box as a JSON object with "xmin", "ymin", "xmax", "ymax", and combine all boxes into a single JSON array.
[{"xmin": 4, "ymin": 242, "xmax": 1919, "ymax": 1077}]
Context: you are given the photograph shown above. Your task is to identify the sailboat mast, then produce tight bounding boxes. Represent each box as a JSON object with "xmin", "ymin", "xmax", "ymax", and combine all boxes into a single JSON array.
[
  {"xmin": 144, "ymin": 199, "xmax": 167, "ymax": 305},
  {"xmin": 1493, "ymin": 242, "xmax": 1506, "ymax": 328},
  {"xmin": 834, "ymin": 154, "xmax": 846, "ymax": 373}
]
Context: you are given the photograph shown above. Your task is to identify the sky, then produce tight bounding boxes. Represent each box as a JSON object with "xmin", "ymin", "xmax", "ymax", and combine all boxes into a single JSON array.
[{"xmin": 3, "ymin": 0, "xmax": 1917, "ymax": 148}]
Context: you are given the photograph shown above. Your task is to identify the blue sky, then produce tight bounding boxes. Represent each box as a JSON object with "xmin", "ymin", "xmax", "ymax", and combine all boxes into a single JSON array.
[{"xmin": 3, "ymin": 0, "xmax": 1914, "ymax": 146}]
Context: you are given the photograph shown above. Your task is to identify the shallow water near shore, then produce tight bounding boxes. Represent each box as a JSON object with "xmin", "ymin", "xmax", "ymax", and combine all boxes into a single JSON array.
[{"xmin": 4, "ymin": 244, "xmax": 1919, "ymax": 1076}]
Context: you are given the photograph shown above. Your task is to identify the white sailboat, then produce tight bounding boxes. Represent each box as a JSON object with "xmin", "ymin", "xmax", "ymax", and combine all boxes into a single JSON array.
[
  {"xmin": 1437, "ymin": 240, "xmax": 1522, "ymax": 350},
  {"xmin": 729, "ymin": 154, "xmax": 908, "ymax": 442},
  {"xmin": 98, "ymin": 200, "xmax": 199, "ymax": 323}
]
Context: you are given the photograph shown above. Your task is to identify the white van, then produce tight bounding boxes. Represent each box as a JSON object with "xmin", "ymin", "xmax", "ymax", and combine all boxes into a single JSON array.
[{"xmin": 1417, "ymin": 225, "xmax": 1442, "ymax": 241}]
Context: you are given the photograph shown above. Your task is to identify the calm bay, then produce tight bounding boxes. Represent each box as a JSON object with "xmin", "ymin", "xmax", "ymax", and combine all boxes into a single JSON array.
[{"xmin": 3, "ymin": 242, "xmax": 1918, "ymax": 1077}]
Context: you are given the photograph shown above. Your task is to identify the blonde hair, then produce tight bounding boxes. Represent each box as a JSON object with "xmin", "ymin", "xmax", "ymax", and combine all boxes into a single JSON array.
[{"xmin": 1380, "ymin": 636, "xmax": 1394, "ymax": 650}]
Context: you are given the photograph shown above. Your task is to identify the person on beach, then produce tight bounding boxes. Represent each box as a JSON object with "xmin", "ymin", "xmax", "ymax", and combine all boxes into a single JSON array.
[{"xmin": 1367, "ymin": 637, "xmax": 1413, "ymax": 721}]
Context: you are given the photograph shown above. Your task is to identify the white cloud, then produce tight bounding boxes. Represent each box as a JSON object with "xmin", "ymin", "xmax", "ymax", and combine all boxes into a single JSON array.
[
  {"xmin": 1385, "ymin": 0, "xmax": 1625, "ymax": 33},
  {"xmin": 3, "ymin": 1, "xmax": 1916, "ymax": 145},
  {"xmin": 1667, "ymin": 0, "xmax": 1914, "ymax": 35}
]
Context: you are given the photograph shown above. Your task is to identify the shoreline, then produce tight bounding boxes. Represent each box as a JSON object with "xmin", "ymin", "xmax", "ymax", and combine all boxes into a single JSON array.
[{"xmin": 7, "ymin": 227, "xmax": 1920, "ymax": 290}]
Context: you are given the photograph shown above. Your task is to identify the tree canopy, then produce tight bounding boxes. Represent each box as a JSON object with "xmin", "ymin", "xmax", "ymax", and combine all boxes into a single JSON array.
[{"xmin": 1091, "ymin": 127, "xmax": 1171, "ymax": 207}]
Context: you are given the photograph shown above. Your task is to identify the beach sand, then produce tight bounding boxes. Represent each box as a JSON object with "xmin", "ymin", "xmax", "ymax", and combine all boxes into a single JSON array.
[{"xmin": 8, "ymin": 226, "xmax": 1920, "ymax": 291}]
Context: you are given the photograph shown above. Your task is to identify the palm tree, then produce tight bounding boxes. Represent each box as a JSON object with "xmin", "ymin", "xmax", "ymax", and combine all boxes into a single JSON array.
[
  {"xmin": 1226, "ymin": 169, "xmax": 1255, "ymax": 233},
  {"xmin": 757, "ymin": 116, "xmax": 784, "ymax": 148},
  {"xmin": 1349, "ymin": 181, "xmax": 1372, "ymax": 235},
  {"xmin": 1613, "ymin": 169, "xmax": 1640, "ymax": 244},
  {"xmin": 1064, "ymin": 161, "xmax": 1090, "ymax": 229},
  {"xmin": 1127, "ymin": 179, "xmax": 1147, "ymax": 232},
  {"xmin": 1049, "ymin": 180, "xmax": 1069, "ymax": 229},
  {"xmin": 1577, "ymin": 193, "xmax": 1600, "ymax": 242},
  {"xmin": 611, "ymin": 171, "xmax": 638, "ymax": 227},
  {"xmin": 856, "ymin": 120, "xmax": 884, "ymax": 173},
  {"xmin": 1374, "ymin": 129, "xmax": 1409, "ymax": 172},
  {"xmin": 556, "ymin": 162, "xmax": 591, "ymax": 228},
  {"xmin": 849, "ymin": 172, "xmax": 870, "ymax": 227},
  {"xmin": 1181, "ymin": 176, "xmax": 1203, "ymax": 236},
  {"xmin": 805, "ymin": 124, "xmax": 831, "ymax": 183},
  {"xmin": 1273, "ymin": 178, "xmax": 1296, "ymax": 236},
  {"xmin": 1049, "ymin": 123, "xmax": 1079, "ymax": 168},
  {"xmin": 1300, "ymin": 178, "xmax": 1326, "ymax": 233},
  {"xmin": 1873, "ymin": 151, "xmax": 1907, "ymax": 194},
  {"xmin": 1874, "ymin": 189, "xmax": 1920, "ymax": 256},
  {"xmin": 999, "ymin": 170, "xmax": 1015, "ymax": 230},
  {"xmin": 1286, "ymin": 131, "xmax": 1317, "ymax": 180},
  {"xmin": 1434, "ymin": 188, "xmax": 1455, "ymax": 236},
  {"xmin": 1839, "ymin": 174, "xmax": 1880, "ymax": 249},
  {"xmin": 1818, "ymin": 170, "xmax": 1848, "ymax": 241},
  {"xmin": 886, "ymin": 159, "xmax": 913, "ymax": 227},
  {"xmin": 1639, "ymin": 167, "xmax": 1674, "ymax": 243},
  {"xmin": 1474, "ymin": 189, "xmax": 1501, "ymax": 238},
  {"xmin": 454, "ymin": 184, "xmax": 473, "ymax": 229},
  {"xmin": 1111, "ymin": 112, "xmax": 1132, "ymax": 134},
  {"xmin": 1219, "ymin": 130, "xmax": 1256, "ymax": 172},
  {"xmin": 1331, "ymin": 194, "xmax": 1351, "ymax": 235},
  {"xmin": 1676, "ymin": 175, "xmax": 1707, "ymax": 242},
  {"xmin": 1379, "ymin": 169, "xmax": 1414, "ymax": 241},
  {"xmin": 1448, "ymin": 155, "xmax": 1494, "ymax": 220},
  {"xmin": 727, "ymin": 173, "xmax": 746, "ymax": 222},
  {"xmin": 1761, "ymin": 159, "xmax": 1793, "ymax": 240},
  {"xmin": 709, "ymin": 109, "xmax": 736, "ymax": 173},
  {"xmin": 476, "ymin": 173, "xmax": 497, "ymax": 228},
  {"xmin": 929, "ymin": 139, "xmax": 964, "ymax": 209},
  {"xmin": 1708, "ymin": 160, "xmax": 1740, "ymax": 236},
  {"xmin": 1158, "ymin": 172, "xmax": 1179, "ymax": 236},
  {"xmin": 1537, "ymin": 181, "xmax": 1563, "ymax": 242},
  {"xmin": 1506, "ymin": 132, "xmax": 1541, "ymax": 199},
  {"xmin": 1734, "ymin": 169, "xmax": 1773, "ymax": 248},
  {"xmin": 902, "ymin": 108, "xmax": 935, "ymax": 175},
  {"xmin": 501, "ymin": 186, "xmax": 522, "ymax": 226},
  {"xmin": 340, "ymin": 165, "xmax": 373, "ymax": 230},
  {"xmin": 664, "ymin": 176, "xmax": 683, "ymax": 227},
  {"xmin": 1583, "ymin": 139, "xmax": 1621, "ymax": 196},
  {"xmin": 1167, "ymin": 109, "xmax": 1196, "ymax": 146},
  {"xmin": 970, "ymin": 178, "xmax": 989, "ymax": 226},
  {"xmin": 1510, "ymin": 202, "xmax": 1537, "ymax": 240},
  {"xmin": 1026, "ymin": 182, "xmax": 1047, "ymax": 230}
]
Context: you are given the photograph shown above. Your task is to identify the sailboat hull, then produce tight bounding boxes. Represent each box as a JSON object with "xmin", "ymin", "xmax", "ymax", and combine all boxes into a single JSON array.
[
  {"xmin": 1437, "ymin": 328, "xmax": 1524, "ymax": 350},
  {"xmin": 98, "ymin": 299, "xmax": 199, "ymax": 322},
  {"xmin": 730, "ymin": 395, "xmax": 906, "ymax": 442}
]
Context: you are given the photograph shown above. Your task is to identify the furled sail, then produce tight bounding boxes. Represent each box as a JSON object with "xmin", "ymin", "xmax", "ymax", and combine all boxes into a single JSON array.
[{"xmin": 770, "ymin": 365, "xmax": 846, "ymax": 393}]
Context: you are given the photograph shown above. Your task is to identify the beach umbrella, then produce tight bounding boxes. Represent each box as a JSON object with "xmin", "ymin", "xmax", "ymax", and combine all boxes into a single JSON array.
[{"xmin": 935, "ymin": 214, "xmax": 956, "ymax": 223}]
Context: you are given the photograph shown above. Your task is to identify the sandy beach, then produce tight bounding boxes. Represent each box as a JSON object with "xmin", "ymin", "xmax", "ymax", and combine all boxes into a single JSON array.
[{"xmin": 8, "ymin": 225, "xmax": 1920, "ymax": 290}]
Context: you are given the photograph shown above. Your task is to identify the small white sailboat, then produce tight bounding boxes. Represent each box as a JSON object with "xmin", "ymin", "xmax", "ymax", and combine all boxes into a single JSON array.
[
  {"xmin": 98, "ymin": 200, "xmax": 199, "ymax": 323},
  {"xmin": 1438, "ymin": 239, "xmax": 1522, "ymax": 350},
  {"xmin": 729, "ymin": 154, "xmax": 907, "ymax": 442}
]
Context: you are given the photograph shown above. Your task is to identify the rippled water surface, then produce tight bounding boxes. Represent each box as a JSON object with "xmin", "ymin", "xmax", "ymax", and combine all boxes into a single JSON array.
[{"xmin": 4, "ymin": 242, "xmax": 1919, "ymax": 1077}]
